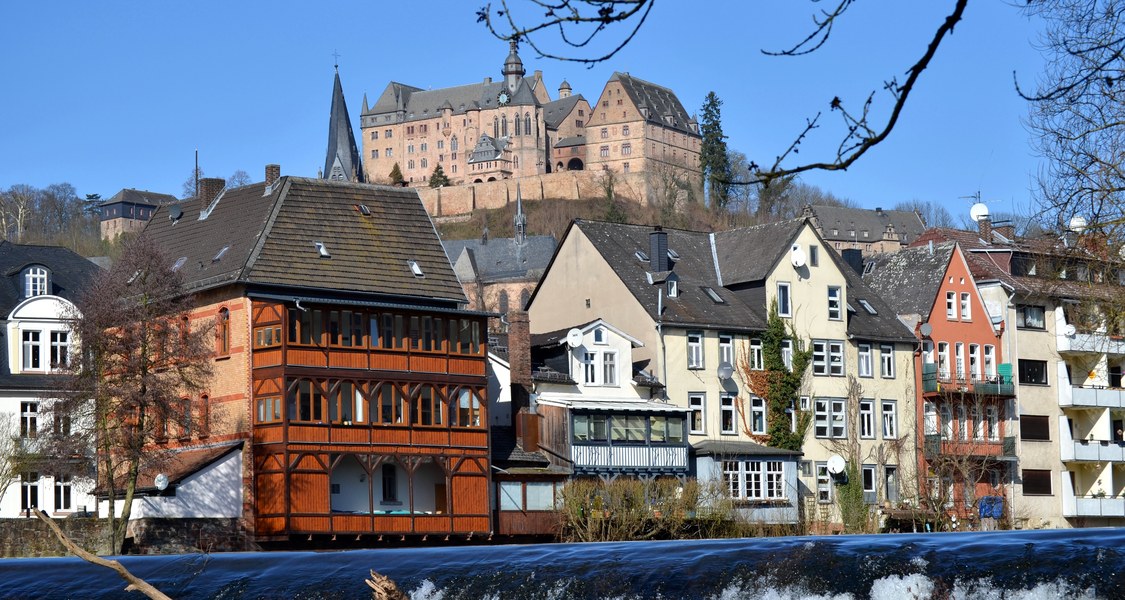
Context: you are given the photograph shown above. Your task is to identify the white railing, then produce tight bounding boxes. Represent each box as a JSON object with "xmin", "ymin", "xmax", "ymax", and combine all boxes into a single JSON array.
[{"xmin": 572, "ymin": 444, "xmax": 689, "ymax": 470}]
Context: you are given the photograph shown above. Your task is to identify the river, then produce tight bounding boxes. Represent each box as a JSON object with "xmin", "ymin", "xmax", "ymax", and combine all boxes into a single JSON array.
[{"xmin": 0, "ymin": 528, "xmax": 1121, "ymax": 599}]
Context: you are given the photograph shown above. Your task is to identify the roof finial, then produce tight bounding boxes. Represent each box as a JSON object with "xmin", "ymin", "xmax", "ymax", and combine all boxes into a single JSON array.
[{"xmin": 332, "ymin": 49, "xmax": 341, "ymax": 71}]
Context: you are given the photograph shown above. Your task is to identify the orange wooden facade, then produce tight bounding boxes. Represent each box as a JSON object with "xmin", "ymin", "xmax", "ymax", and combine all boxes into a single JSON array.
[{"xmin": 247, "ymin": 300, "xmax": 492, "ymax": 539}]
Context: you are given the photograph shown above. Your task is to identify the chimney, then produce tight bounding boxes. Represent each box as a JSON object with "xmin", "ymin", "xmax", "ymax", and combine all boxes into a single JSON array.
[
  {"xmin": 265, "ymin": 164, "xmax": 281, "ymax": 187},
  {"xmin": 841, "ymin": 248, "xmax": 864, "ymax": 274},
  {"xmin": 994, "ymin": 221, "xmax": 1015, "ymax": 240},
  {"xmin": 875, "ymin": 207, "xmax": 883, "ymax": 215},
  {"xmin": 978, "ymin": 215, "xmax": 993, "ymax": 241},
  {"xmin": 649, "ymin": 226, "xmax": 669, "ymax": 272},
  {"xmin": 507, "ymin": 309, "xmax": 531, "ymax": 420},
  {"xmin": 199, "ymin": 177, "xmax": 225, "ymax": 207}
]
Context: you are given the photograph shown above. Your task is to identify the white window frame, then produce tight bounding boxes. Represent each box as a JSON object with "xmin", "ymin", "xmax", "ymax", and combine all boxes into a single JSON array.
[
  {"xmin": 955, "ymin": 342, "xmax": 966, "ymax": 382},
  {"xmin": 987, "ymin": 405, "xmax": 999, "ymax": 441},
  {"xmin": 827, "ymin": 286, "xmax": 842, "ymax": 320},
  {"xmin": 815, "ymin": 398, "xmax": 847, "ymax": 438},
  {"xmin": 582, "ymin": 351, "xmax": 596, "ymax": 385},
  {"xmin": 720, "ymin": 394, "xmax": 737, "ymax": 435},
  {"xmin": 687, "ymin": 331, "xmax": 704, "ymax": 369},
  {"xmin": 924, "ymin": 401, "xmax": 938, "ymax": 435},
  {"xmin": 812, "ymin": 340, "xmax": 827, "ymax": 375},
  {"xmin": 880, "ymin": 344, "xmax": 895, "ymax": 379},
  {"xmin": 862, "ymin": 464, "xmax": 878, "ymax": 504},
  {"xmin": 971, "ymin": 404, "xmax": 984, "ymax": 440},
  {"xmin": 21, "ymin": 330, "xmax": 42, "ymax": 371},
  {"xmin": 20, "ymin": 401, "xmax": 38, "ymax": 439},
  {"xmin": 26, "ymin": 267, "xmax": 48, "ymax": 297},
  {"xmin": 857, "ymin": 344, "xmax": 873, "ymax": 378},
  {"xmin": 859, "ymin": 399, "xmax": 874, "ymax": 439},
  {"xmin": 946, "ymin": 291, "xmax": 957, "ymax": 319},
  {"xmin": 719, "ymin": 333, "xmax": 734, "ymax": 366},
  {"xmin": 941, "ymin": 403, "xmax": 953, "ymax": 440},
  {"xmin": 959, "ymin": 403, "xmax": 969, "ymax": 441},
  {"xmin": 937, "ymin": 342, "xmax": 950, "ymax": 379},
  {"xmin": 969, "ymin": 344, "xmax": 981, "ymax": 381},
  {"xmin": 602, "ymin": 351, "xmax": 617, "ymax": 386},
  {"xmin": 984, "ymin": 345, "xmax": 996, "ymax": 379},
  {"xmin": 960, "ymin": 292, "xmax": 971, "ymax": 320},
  {"xmin": 781, "ymin": 339, "xmax": 793, "ymax": 371},
  {"xmin": 689, "ymin": 393, "xmax": 705, "ymax": 434},
  {"xmin": 881, "ymin": 400, "xmax": 897, "ymax": 439},
  {"xmin": 777, "ymin": 282, "xmax": 791, "ymax": 317},
  {"xmin": 750, "ymin": 396, "xmax": 766, "ymax": 434},
  {"xmin": 828, "ymin": 341, "xmax": 845, "ymax": 376},
  {"xmin": 749, "ymin": 338, "xmax": 763, "ymax": 370},
  {"xmin": 50, "ymin": 331, "xmax": 70, "ymax": 370},
  {"xmin": 816, "ymin": 462, "xmax": 832, "ymax": 503}
]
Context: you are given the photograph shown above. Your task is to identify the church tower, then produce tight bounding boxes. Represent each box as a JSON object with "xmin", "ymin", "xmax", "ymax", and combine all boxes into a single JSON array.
[
  {"xmin": 502, "ymin": 40, "xmax": 526, "ymax": 94},
  {"xmin": 513, "ymin": 183, "xmax": 527, "ymax": 246},
  {"xmin": 323, "ymin": 66, "xmax": 365, "ymax": 183}
]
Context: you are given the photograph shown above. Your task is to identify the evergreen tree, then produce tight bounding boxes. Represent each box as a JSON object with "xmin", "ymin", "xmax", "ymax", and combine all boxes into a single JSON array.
[
  {"xmin": 758, "ymin": 299, "xmax": 812, "ymax": 451},
  {"xmin": 389, "ymin": 162, "xmax": 405, "ymax": 185},
  {"xmin": 428, "ymin": 164, "xmax": 451, "ymax": 188},
  {"xmin": 699, "ymin": 92, "xmax": 732, "ymax": 209}
]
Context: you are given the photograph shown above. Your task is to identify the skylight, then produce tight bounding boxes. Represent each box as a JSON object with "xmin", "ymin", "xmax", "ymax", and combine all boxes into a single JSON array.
[
  {"xmin": 408, "ymin": 260, "xmax": 425, "ymax": 277},
  {"xmin": 314, "ymin": 242, "xmax": 331, "ymax": 258},
  {"xmin": 213, "ymin": 246, "xmax": 229, "ymax": 262},
  {"xmin": 702, "ymin": 286, "xmax": 725, "ymax": 304},
  {"xmin": 859, "ymin": 299, "xmax": 878, "ymax": 315},
  {"xmin": 356, "ymin": 204, "xmax": 371, "ymax": 216},
  {"xmin": 667, "ymin": 249, "xmax": 681, "ymax": 260},
  {"xmin": 171, "ymin": 257, "xmax": 187, "ymax": 272},
  {"xmin": 635, "ymin": 250, "xmax": 649, "ymax": 262}
]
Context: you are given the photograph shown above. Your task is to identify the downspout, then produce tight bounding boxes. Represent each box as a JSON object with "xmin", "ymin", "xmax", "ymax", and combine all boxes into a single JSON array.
[{"xmin": 657, "ymin": 288, "xmax": 668, "ymax": 399}]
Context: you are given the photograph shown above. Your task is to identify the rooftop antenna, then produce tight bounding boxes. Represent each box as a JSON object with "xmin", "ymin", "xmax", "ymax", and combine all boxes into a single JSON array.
[{"xmin": 194, "ymin": 149, "xmax": 199, "ymax": 199}]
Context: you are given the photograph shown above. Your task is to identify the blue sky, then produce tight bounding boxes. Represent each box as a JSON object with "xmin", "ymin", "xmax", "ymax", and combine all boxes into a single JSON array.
[{"xmin": 1, "ymin": 1, "xmax": 1044, "ymax": 220}]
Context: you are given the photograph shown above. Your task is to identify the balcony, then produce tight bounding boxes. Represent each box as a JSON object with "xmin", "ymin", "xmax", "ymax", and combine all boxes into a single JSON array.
[
  {"xmin": 923, "ymin": 434, "xmax": 1016, "ymax": 459},
  {"xmin": 1060, "ymin": 386, "xmax": 1125, "ymax": 410},
  {"xmin": 1058, "ymin": 331, "xmax": 1125, "ymax": 355},
  {"xmin": 921, "ymin": 363, "xmax": 1014, "ymax": 397},
  {"xmin": 1062, "ymin": 476, "xmax": 1125, "ymax": 518},
  {"xmin": 1061, "ymin": 439, "xmax": 1125, "ymax": 462},
  {"xmin": 571, "ymin": 443, "xmax": 689, "ymax": 474}
]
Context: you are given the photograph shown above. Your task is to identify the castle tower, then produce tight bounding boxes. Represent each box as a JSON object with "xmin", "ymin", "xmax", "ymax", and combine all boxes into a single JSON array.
[
  {"xmin": 558, "ymin": 79, "xmax": 572, "ymax": 99},
  {"xmin": 502, "ymin": 40, "xmax": 526, "ymax": 94},
  {"xmin": 323, "ymin": 67, "xmax": 366, "ymax": 183}
]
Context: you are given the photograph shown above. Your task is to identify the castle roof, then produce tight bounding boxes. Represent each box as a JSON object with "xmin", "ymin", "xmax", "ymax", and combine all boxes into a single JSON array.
[
  {"xmin": 807, "ymin": 204, "xmax": 927, "ymax": 245},
  {"xmin": 610, "ymin": 72, "xmax": 698, "ymax": 136}
]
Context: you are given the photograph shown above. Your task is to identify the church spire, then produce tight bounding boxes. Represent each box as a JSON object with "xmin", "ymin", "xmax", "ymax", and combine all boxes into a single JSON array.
[
  {"xmin": 323, "ymin": 67, "xmax": 365, "ymax": 183},
  {"xmin": 514, "ymin": 183, "xmax": 527, "ymax": 246},
  {"xmin": 502, "ymin": 40, "xmax": 526, "ymax": 94}
]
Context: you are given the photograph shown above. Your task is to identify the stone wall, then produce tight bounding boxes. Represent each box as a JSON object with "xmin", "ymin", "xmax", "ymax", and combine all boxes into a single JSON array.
[
  {"xmin": 0, "ymin": 517, "xmax": 111, "ymax": 557},
  {"xmin": 418, "ymin": 170, "xmax": 652, "ymax": 217},
  {"xmin": 0, "ymin": 517, "xmax": 253, "ymax": 557}
]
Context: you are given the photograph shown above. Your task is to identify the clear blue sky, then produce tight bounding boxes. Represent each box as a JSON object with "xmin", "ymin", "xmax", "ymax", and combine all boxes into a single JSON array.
[{"xmin": 1, "ymin": 1, "xmax": 1044, "ymax": 220}]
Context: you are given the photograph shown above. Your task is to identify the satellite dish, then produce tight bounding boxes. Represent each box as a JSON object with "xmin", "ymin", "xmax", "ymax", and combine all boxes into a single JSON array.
[
  {"xmin": 716, "ymin": 361, "xmax": 734, "ymax": 381},
  {"xmin": 1063, "ymin": 324, "xmax": 1077, "ymax": 337},
  {"xmin": 1069, "ymin": 215, "xmax": 1087, "ymax": 234},
  {"xmin": 791, "ymin": 244, "xmax": 807, "ymax": 268},
  {"xmin": 970, "ymin": 202, "xmax": 990, "ymax": 222},
  {"xmin": 168, "ymin": 205, "xmax": 183, "ymax": 222},
  {"xmin": 154, "ymin": 473, "xmax": 169, "ymax": 491},
  {"xmin": 919, "ymin": 323, "xmax": 933, "ymax": 338},
  {"xmin": 827, "ymin": 454, "xmax": 846, "ymax": 475},
  {"xmin": 565, "ymin": 328, "xmax": 583, "ymax": 349}
]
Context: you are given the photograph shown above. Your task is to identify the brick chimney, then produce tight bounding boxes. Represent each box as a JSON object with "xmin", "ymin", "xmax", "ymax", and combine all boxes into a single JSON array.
[
  {"xmin": 994, "ymin": 221, "xmax": 1015, "ymax": 240},
  {"xmin": 978, "ymin": 215, "xmax": 993, "ymax": 241},
  {"xmin": 199, "ymin": 177, "xmax": 225, "ymax": 207},
  {"xmin": 265, "ymin": 164, "xmax": 281, "ymax": 187},
  {"xmin": 507, "ymin": 309, "xmax": 531, "ymax": 421}
]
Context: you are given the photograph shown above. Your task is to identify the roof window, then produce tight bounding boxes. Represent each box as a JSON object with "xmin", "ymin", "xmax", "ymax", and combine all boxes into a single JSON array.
[
  {"xmin": 408, "ymin": 260, "xmax": 425, "ymax": 277},
  {"xmin": 667, "ymin": 249, "xmax": 681, "ymax": 260},
  {"xmin": 356, "ymin": 204, "xmax": 371, "ymax": 216},
  {"xmin": 314, "ymin": 242, "xmax": 331, "ymax": 258},
  {"xmin": 212, "ymin": 246, "xmax": 229, "ymax": 263},
  {"xmin": 172, "ymin": 257, "xmax": 187, "ymax": 272},
  {"xmin": 702, "ymin": 286, "xmax": 725, "ymax": 304},
  {"xmin": 635, "ymin": 250, "xmax": 649, "ymax": 262},
  {"xmin": 859, "ymin": 299, "xmax": 878, "ymax": 315}
]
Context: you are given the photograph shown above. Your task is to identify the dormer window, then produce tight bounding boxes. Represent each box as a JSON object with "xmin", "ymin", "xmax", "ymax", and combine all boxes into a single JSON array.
[
  {"xmin": 24, "ymin": 266, "xmax": 49, "ymax": 297},
  {"xmin": 593, "ymin": 327, "xmax": 607, "ymax": 345}
]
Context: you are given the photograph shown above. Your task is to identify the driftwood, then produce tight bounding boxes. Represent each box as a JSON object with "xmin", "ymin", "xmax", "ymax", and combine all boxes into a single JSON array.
[
  {"xmin": 366, "ymin": 569, "xmax": 408, "ymax": 600},
  {"xmin": 32, "ymin": 508, "xmax": 173, "ymax": 600}
]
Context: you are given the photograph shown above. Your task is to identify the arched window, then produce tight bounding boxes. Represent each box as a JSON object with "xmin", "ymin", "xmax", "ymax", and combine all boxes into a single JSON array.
[
  {"xmin": 525, "ymin": 113, "xmax": 531, "ymax": 135},
  {"xmin": 514, "ymin": 114, "xmax": 521, "ymax": 136},
  {"xmin": 451, "ymin": 136, "xmax": 458, "ymax": 152},
  {"xmin": 216, "ymin": 308, "xmax": 230, "ymax": 355},
  {"xmin": 501, "ymin": 114, "xmax": 508, "ymax": 137},
  {"xmin": 493, "ymin": 117, "xmax": 499, "ymax": 138},
  {"xmin": 513, "ymin": 155, "xmax": 519, "ymax": 168},
  {"xmin": 498, "ymin": 290, "xmax": 510, "ymax": 314},
  {"xmin": 520, "ymin": 289, "xmax": 530, "ymax": 310},
  {"xmin": 24, "ymin": 266, "xmax": 48, "ymax": 297}
]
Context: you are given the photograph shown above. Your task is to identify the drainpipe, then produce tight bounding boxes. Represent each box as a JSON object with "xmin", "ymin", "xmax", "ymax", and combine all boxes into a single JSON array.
[{"xmin": 657, "ymin": 288, "xmax": 668, "ymax": 399}]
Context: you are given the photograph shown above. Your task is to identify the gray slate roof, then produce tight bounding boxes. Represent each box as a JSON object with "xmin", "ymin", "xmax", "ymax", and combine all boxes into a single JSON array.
[
  {"xmin": 143, "ymin": 177, "xmax": 466, "ymax": 304},
  {"xmin": 324, "ymin": 70, "xmax": 365, "ymax": 183},
  {"xmin": 0, "ymin": 242, "xmax": 102, "ymax": 392},
  {"xmin": 863, "ymin": 242, "xmax": 956, "ymax": 321},
  {"xmin": 611, "ymin": 72, "xmax": 698, "ymax": 136},
  {"xmin": 98, "ymin": 188, "xmax": 178, "ymax": 208},
  {"xmin": 444, "ymin": 235, "xmax": 556, "ymax": 283},
  {"xmin": 542, "ymin": 94, "xmax": 585, "ymax": 129},
  {"xmin": 808, "ymin": 205, "xmax": 927, "ymax": 245},
  {"xmin": 693, "ymin": 439, "xmax": 802, "ymax": 457},
  {"xmin": 367, "ymin": 78, "xmax": 538, "ymax": 122}
]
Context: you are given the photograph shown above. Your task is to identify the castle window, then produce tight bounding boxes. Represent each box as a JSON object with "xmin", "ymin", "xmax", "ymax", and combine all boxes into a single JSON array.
[
  {"xmin": 451, "ymin": 136, "xmax": 458, "ymax": 151},
  {"xmin": 371, "ymin": 150, "xmax": 378, "ymax": 159},
  {"xmin": 622, "ymin": 125, "xmax": 630, "ymax": 136},
  {"xmin": 622, "ymin": 143, "xmax": 632, "ymax": 156},
  {"xmin": 600, "ymin": 146, "xmax": 609, "ymax": 158},
  {"xmin": 600, "ymin": 128, "xmax": 608, "ymax": 139},
  {"xmin": 370, "ymin": 131, "xmax": 378, "ymax": 140}
]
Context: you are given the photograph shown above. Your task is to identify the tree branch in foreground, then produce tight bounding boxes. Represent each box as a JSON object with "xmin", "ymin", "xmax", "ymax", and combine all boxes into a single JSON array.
[
  {"xmin": 367, "ymin": 570, "xmax": 409, "ymax": 600},
  {"xmin": 32, "ymin": 508, "xmax": 172, "ymax": 600}
]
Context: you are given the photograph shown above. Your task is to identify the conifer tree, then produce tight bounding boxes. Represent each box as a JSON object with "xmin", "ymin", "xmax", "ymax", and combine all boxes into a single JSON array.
[
  {"xmin": 428, "ymin": 164, "xmax": 451, "ymax": 188},
  {"xmin": 699, "ymin": 92, "xmax": 732, "ymax": 209},
  {"xmin": 389, "ymin": 163, "xmax": 405, "ymax": 185}
]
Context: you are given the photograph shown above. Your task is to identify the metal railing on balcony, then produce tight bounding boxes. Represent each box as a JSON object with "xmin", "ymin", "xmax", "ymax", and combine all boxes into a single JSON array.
[{"xmin": 921, "ymin": 363, "xmax": 1013, "ymax": 396}]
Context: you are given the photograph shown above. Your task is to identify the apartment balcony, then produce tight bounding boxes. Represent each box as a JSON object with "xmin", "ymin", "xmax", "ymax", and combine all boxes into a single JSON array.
[
  {"xmin": 923, "ymin": 434, "xmax": 1016, "ymax": 459},
  {"xmin": 1057, "ymin": 331, "xmax": 1125, "ymax": 355},
  {"xmin": 921, "ymin": 363, "xmax": 1014, "ymax": 397},
  {"xmin": 1061, "ymin": 439, "xmax": 1125, "ymax": 462},
  {"xmin": 571, "ymin": 443, "xmax": 689, "ymax": 474},
  {"xmin": 1060, "ymin": 385, "xmax": 1125, "ymax": 410},
  {"xmin": 1062, "ymin": 471, "xmax": 1125, "ymax": 518}
]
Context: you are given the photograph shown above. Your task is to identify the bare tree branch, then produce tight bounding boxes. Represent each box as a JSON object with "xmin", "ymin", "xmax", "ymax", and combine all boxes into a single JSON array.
[{"xmin": 478, "ymin": 0, "xmax": 656, "ymax": 65}]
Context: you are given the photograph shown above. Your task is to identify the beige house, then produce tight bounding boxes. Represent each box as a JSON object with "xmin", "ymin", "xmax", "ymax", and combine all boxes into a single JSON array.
[{"xmin": 527, "ymin": 218, "xmax": 918, "ymax": 530}]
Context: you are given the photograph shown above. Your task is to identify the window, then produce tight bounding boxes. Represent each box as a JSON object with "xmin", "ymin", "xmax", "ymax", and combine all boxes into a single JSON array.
[
  {"xmin": 599, "ymin": 145, "xmax": 609, "ymax": 158},
  {"xmin": 924, "ymin": 401, "xmax": 938, "ymax": 435},
  {"xmin": 21, "ymin": 472, "xmax": 39, "ymax": 511},
  {"xmin": 885, "ymin": 465, "xmax": 899, "ymax": 503},
  {"xmin": 622, "ymin": 124, "xmax": 630, "ymax": 135},
  {"xmin": 812, "ymin": 340, "xmax": 827, "ymax": 375},
  {"xmin": 986, "ymin": 405, "xmax": 999, "ymax": 440},
  {"xmin": 777, "ymin": 282, "xmax": 792, "ymax": 317},
  {"xmin": 54, "ymin": 475, "xmax": 72, "ymax": 511},
  {"xmin": 862, "ymin": 465, "xmax": 877, "ymax": 504},
  {"xmin": 602, "ymin": 351, "xmax": 617, "ymax": 386},
  {"xmin": 816, "ymin": 463, "xmax": 832, "ymax": 503},
  {"xmin": 216, "ymin": 308, "xmax": 230, "ymax": 355},
  {"xmin": 371, "ymin": 149, "xmax": 378, "ymax": 159},
  {"xmin": 881, "ymin": 400, "xmax": 897, "ymax": 439},
  {"xmin": 21, "ymin": 330, "xmax": 41, "ymax": 370},
  {"xmin": 371, "ymin": 131, "xmax": 378, "ymax": 140},
  {"xmin": 1016, "ymin": 305, "xmax": 1046, "ymax": 329},
  {"xmin": 828, "ymin": 341, "xmax": 845, "ymax": 376},
  {"xmin": 622, "ymin": 143, "xmax": 632, "ymax": 155},
  {"xmin": 941, "ymin": 404, "xmax": 953, "ymax": 439},
  {"xmin": 880, "ymin": 344, "xmax": 895, "ymax": 378},
  {"xmin": 382, "ymin": 464, "xmax": 398, "ymax": 502},
  {"xmin": 256, "ymin": 396, "xmax": 282, "ymax": 423},
  {"xmin": 724, "ymin": 460, "xmax": 785, "ymax": 501},
  {"xmin": 859, "ymin": 399, "xmax": 874, "ymax": 439},
  {"xmin": 1022, "ymin": 469, "xmax": 1052, "ymax": 495},
  {"xmin": 946, "ymin": 291, "xmax": 957, "ymax": 319},
  {"xmin": 1021, "ymin": 415, "xmax": 1050, "ymax": 441},
  {"xmin": 573, "ymin": 414, "xmax": 608, "ymax": 441},
  {"xmin": 809, "ymin": 245, "xmax": 819, "ymax": 267},
  {"xmin": 858, "ymin": 344, "xmax": 873, "ymax": 377},
  {"xmin": 609, "ymin": 415, "xmax": 646, "ymax": 442},
  {"xmin": 600, "ymin": 127, "xmax": 608, "ymax": 139},
  {"xmin": 960, "ymin": 292, "xmax": 971, "ymax": 320},
  {"xmin": 20, "ymin": 401, "xmax": 38, "ymax": 438},
  {"xmin": 971, "ymin": 403, "xmax": 984, "ymax": 440},
  {"xmin": 750, "ymin": 396, "xmax": 766, "ymax": 434},
  {"xmin": 937, "ymin": 342, "xmax": 950, "ymax": 378},
  {"xmin": 814, "ymin": 398, "xmax": 846, "ymax": 438},
  {"xmin": 1019, "ymin": 360, "xmax": 1049, "ymax": 385},
  {"xmin": 781, "ymin": 340, "xmax": 793, "ymax": 371},
  {"xmin": 667, "ymin": 278, "xmax": 678, "ymax": 298},
  {"xmin": 984, "ymin": 345, "xmax": 996, "ymax": 379},
  {"xmin": 689, "ymin": 394, "xmax": 705, "ymax": 434},
  {"xmin": 719, "ymin": 334, "xmax": 733, "ymax": 366},
  {"xmin": 955, "ymin": 342, "xmax": 965, "ymax": 381},
  {"xmin": 827, "ymin": 286, "xmax": 842, "ymax": 320},
  {"xmin": 25, "ymin": 267, "xmax": 48, "ymax": 297},
  {"xmin": 687, "ymin": 332, "xmax": 704, "ymax": 369},
  {"xmin": 385, "ymin": 147, "xmax": 392, "ymax": 157},
  {"xmin": 583, "ymin": 352, "xmax": 596, "ymax": 385},
  {"xmin": 749, "ymin": 339, "xmax": 763, "ymax": 370},
  {"xmin": 969, "ymin": 344, "xmax": 981, "ymax": 380},
  {"xmin": 958, "ymin": 403, "xmax": 969, "ymax": 441},
  {"xmin": 720, "ymin": 394, "xmax": 737, "ymax": 434},
  {"xmin": 50, "ymin": 331, "xmax": 69, "ymax": 369}
]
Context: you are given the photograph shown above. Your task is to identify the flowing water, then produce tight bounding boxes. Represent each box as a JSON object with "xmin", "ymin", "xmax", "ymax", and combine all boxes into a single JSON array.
[{"xmin": 1, "ymin": 528, "xmax": 1123, "ymax": 599}]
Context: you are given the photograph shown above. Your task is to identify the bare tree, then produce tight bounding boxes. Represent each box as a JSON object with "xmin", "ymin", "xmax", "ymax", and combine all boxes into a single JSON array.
[
  {"xmin": 48, "ymin": 234, "xmax": 214, "ymax": 554},
  {"xmin": 0, "ymin": 184, "xmax": 37, "ymax": 242},
  {"xmin": 226, "ymin": 170, "xmax": 252, "ymax": 188},
  {"xmin": 894, "ymin": 199, "xmax": 954, "ymax": 228}
]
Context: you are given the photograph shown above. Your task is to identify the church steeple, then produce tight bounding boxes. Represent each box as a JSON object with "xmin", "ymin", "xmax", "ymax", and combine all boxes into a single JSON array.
[
  {"xmin": 323, "ymin": 66, "xmax": 366, "ymax": 183},
  {"xmin": 514, "ymin": 183, "xmax": 527, "ymax": 246},
  {"xmin": 502, "ymin": 40, "xmax": 526, "ymax": 94}
]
